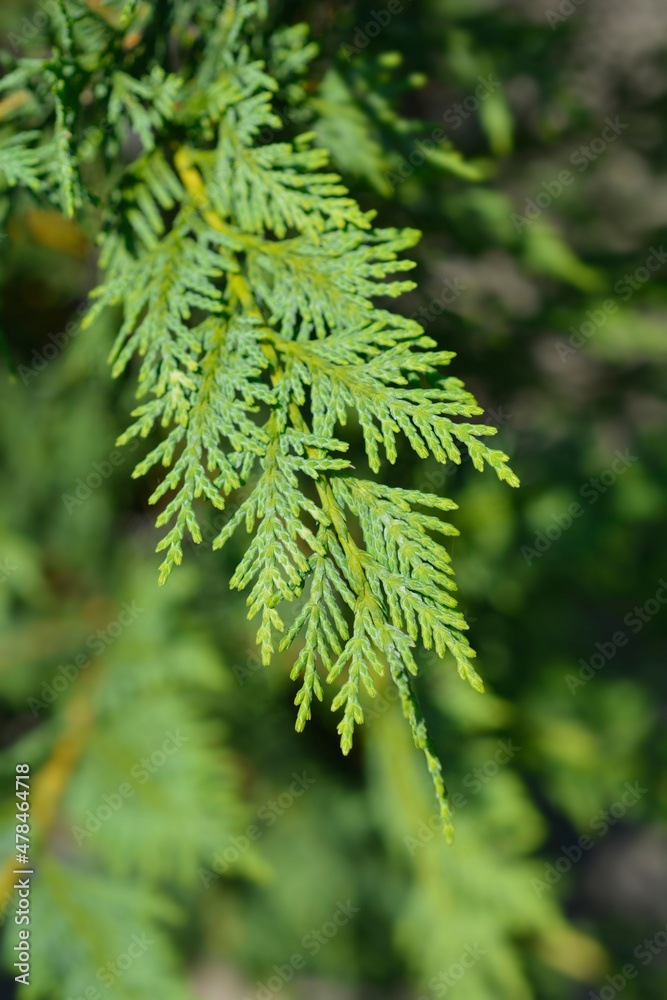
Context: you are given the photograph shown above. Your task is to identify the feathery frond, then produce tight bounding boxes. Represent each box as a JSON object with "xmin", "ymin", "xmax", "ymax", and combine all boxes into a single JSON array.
[{"xmin": 0, "ymin": 0, "xmax": 518, "ymax": 830}]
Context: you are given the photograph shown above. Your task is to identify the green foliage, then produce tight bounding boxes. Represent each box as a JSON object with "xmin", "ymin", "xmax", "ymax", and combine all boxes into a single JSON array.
[
  {"xmin": 0, "ymin": 0, "xmax": 517, "ymax": 827},
  {"xmin": 3, "ymin": 1, "xmax": 664, "ymax": 999},
  {"xmin": 0, "ymin": 323, "xmax": 249, "ymax": 998}
]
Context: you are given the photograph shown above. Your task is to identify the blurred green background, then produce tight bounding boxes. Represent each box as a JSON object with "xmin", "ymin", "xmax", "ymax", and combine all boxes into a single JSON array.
[{"xmin": 0, "ymin": 1, "xmax": 666, "ymax": 999}]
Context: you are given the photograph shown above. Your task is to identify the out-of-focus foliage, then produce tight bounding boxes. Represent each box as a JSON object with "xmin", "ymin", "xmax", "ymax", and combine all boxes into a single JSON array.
[{"xmin": 0, "ymin": 1, "xmax": 666, "ymax": 1000}]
